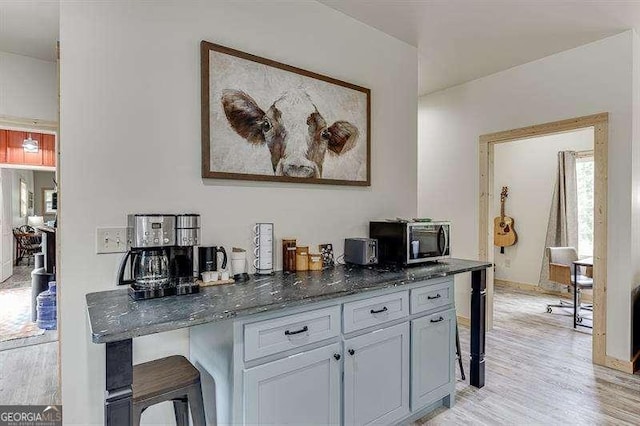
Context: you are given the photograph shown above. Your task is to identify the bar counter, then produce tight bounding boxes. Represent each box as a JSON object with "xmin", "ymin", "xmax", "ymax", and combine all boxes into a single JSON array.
[{"xmin": 86, "ymin": 258, "xmax": 491, "ymax": 425}]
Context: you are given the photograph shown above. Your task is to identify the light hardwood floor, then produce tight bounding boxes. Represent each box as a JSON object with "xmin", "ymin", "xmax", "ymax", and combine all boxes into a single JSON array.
[
  {"xmin": 0, "ymin": 263, "xmax": 58, "ymax": 351},
  {"xmin": 0, "ymin": 341, "xmax": 60, "ymax": 405},
  {"xmin": 417, "ymin": 286, "xmax": 640, "ymax": 425},
  {"xmin": 0, "ymin": 265, "xmax": 32, "ymax": 290},
  {"xmin": 1, "ymin": 286, "xmax": 637, "ymax": 420}
]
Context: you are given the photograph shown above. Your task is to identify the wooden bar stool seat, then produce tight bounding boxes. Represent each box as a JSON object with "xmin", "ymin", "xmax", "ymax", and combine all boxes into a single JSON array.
[{"xmin": 132, "ymin": 355, "xmax": 206, "ymax": 426}]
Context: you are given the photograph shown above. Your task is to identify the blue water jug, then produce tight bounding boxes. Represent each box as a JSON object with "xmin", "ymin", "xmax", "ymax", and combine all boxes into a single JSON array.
[{"xmin": 36, "ymin": 281, "xmax": 57, "ymax": 330}]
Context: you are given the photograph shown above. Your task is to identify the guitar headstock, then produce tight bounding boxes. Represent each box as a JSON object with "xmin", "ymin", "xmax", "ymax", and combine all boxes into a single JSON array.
[{"xmin": 500, "ymin": 186, "xmax": 509, "ymax": 202}]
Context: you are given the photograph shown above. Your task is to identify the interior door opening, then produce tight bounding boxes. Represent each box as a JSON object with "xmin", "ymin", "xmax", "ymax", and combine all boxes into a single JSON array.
[{"xmin": 479, "ymin": 113, "xmax": 608, "ymax": 367}]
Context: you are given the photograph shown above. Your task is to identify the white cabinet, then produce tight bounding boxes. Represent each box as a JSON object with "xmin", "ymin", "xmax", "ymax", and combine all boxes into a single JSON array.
[
  {"xmin": 243, "ymin": 342, "xmax": 342, "ymax": 425},
  {"xmin": 344, "ymin": 322, "xmax": 410, "ymax": 426},
  {"xmin": 192, "ymin": 280, "xmax": 458, "ymax": 426},
  {"xmin": 411, "ymin": 309, "xmax": 456, "ymax": 409}
]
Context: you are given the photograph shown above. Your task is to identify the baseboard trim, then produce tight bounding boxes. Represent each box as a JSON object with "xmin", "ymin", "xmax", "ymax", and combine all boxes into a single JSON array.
[
  {"xmin": 457, "ymin": 315, "xmax": 470, "ymax": 327},
  {"xmin": 604, "ymin": 355, "xmax": 636, "ymax": 374},
  {"xmin": 495, "ymin": 278, "xmax": 593, "ymax": 302}
]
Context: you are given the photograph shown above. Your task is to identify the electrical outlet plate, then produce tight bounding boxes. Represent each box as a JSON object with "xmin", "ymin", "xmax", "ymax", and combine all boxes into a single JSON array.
[{"xmin": 96, "ymin": 227, "xmax": 128, "ymax": 254}]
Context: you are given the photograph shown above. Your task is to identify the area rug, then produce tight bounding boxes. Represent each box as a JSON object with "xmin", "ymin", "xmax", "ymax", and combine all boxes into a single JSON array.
[{"xmin": 0, "ymin": 287, "xmax": 45, "ymax": 342}]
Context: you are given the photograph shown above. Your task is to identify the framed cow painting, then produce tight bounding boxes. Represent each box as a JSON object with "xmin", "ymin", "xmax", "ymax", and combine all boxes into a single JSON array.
[{"xmin": 201, "ymin": 41, "xmax": 371, "ymax": 186}]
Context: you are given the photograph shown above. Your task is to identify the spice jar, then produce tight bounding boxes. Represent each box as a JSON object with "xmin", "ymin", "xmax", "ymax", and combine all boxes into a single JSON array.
[
  {"xmin": 282, "ymin": 239, "xmax": 297, "ymax": 272},
  {"xmin": 296, "ymin": 246, "xmax": 309, "ymax": 271},
  {"xmin": 308, "ymin": 253, "xmax": 323, "ymax": 271}
]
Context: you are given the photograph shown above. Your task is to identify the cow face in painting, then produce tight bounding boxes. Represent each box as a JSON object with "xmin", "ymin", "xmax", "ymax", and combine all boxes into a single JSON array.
[{"xmin": 221, "ymin": 89, "xmax": 359, "ymax": 178}]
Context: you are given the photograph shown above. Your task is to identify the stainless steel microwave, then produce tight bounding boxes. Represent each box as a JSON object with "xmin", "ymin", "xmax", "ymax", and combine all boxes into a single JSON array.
[{"xmin": 369, "ymin": 221, "xmax": 450, "ymax": 265}]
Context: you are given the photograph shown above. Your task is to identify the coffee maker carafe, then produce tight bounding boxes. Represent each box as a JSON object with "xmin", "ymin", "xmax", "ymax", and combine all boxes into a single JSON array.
[
  {"xmin": 117, "ymin": 214, "xmax": 201, "ymax": 300},
  {"xmin": 134, "ymin": 248, "xmax": 170, "ymax": 287}
]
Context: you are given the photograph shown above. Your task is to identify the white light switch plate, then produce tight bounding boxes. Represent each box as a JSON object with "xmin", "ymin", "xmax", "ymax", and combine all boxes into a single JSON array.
[{"xmin": 96, "ymin": 227, "xmax": 128, "ymax": 254}]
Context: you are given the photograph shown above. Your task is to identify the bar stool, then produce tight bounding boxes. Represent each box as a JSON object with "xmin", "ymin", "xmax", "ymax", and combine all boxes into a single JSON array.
[
  {"xmin": 132, "ymin": 355, "xmax": 206, "ymax": 426},
  {"xmin": 455, "ymin": 324, "xmax": 466, "ymax": 381}
]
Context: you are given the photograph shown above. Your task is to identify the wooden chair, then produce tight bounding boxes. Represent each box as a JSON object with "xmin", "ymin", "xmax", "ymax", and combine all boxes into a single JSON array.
[
  {"xmin": 545, "ymin": 247, "xmax": 593, "ymax": 325},
  {"xmin": 13, "ymin": 227, "xmax": 41, "ymax": 266},
  {"xmin": 18, "ymin": 225, "xmax": 36, "ymax": 233},
  {"xmin": 132, "ymin": 355, "xmax": 206, "ymax": 426}
]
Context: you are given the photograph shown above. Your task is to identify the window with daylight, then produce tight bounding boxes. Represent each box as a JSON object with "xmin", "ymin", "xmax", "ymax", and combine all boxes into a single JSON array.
[{"xmin": 576, "ymin": 154, "xmax": 594, "ymax": 257}]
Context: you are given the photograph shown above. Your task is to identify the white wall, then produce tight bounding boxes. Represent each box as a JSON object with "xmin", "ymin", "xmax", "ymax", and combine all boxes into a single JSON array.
[
  {"xmin": 493, "ymin": 129, "xmax": 593, "ymax": 285},
  {"xmin": 59, "ymin": 1, "xmax": 417, "ymax": 424},
  {"xmin": 0, "ymin": 51, "xmax": 57, "ymax": 121},
  {"xmin": 418, "ymin": 31, "xmax": 634, "ymax": 361},
  {"xmin": 631, "ymin": 27, "xmax": 640, "ymax": 353},
  {"xmin": 33, "ymin": 170, "xmax": 55, "ymax": 219},
  {"xmin": 4, "ymin": 168, "xmax": 34, "ymax": 261},
  {"xmin": 9, "ymin": 168, "xmax": 34, "ymax": 227}
]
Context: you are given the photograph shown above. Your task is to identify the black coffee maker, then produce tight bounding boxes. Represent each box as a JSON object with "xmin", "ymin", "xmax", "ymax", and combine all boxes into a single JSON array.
[
  {"xmin": 117, "ymin": 214, "xmax": 201, "ymax": 300},
  {"xmin": 198, "ymin": 246, "xmax": 227, "ymax": 277}
]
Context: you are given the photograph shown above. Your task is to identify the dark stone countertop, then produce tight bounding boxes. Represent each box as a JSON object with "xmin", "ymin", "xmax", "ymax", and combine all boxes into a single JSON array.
[{"xmin": 86, "ymin": 258, "xmax": 491, "ymax": 344}]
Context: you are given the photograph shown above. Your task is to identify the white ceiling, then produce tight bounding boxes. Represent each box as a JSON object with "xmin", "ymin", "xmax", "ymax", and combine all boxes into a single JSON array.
[
  {"xmin": 0, "ymin": 1, "xmax": 637, "ymax": 90},
  {"xmin": 0, "ymin": 0, "xmax": 59, "ymax": 62},
  {"xmin": 319, "ymin": 0, "xmax": 640, "ymax": 95}
]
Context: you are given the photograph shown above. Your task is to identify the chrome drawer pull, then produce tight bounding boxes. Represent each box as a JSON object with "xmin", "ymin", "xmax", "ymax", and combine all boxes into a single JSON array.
[
  {"xmin": 427, "ymin": 294, "xmax": 442, "ymax": 300},
  {"xmin": 284, "ymin": 325, "xmax": 309, "ymax": 336},
  {"xmin": 430, "ymin": 316, "xmax": 444, "ymax": 323},
  {"xmin": 370, "ymin": 306, "xmax": 388, "ymax": 314}
]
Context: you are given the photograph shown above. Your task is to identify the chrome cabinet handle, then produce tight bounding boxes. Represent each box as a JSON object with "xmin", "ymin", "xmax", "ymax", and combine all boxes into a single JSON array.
[
  {"xmin": 427, "ymin": 294, "xmax": 441, "ymax": 300},
  {"xmin": 430, "ymin": 316, "xmax": 444, "ymax": 323},
  {"xmin": 284, "ymin": 325, "xmax": 308, "ymax": 336},
  {"xmin": 370, "ymin": 306, "xmax": 388, "ymax": 314}
]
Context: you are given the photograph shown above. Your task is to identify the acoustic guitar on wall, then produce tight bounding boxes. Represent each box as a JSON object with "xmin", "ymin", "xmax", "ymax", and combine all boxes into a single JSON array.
[{"xmin": 494, "ymin": 186, "xmax": 517, "ymax": 253}]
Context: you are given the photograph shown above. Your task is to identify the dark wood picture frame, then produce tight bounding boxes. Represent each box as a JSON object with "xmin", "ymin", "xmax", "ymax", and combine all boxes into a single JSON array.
[{"xmin": 201, "ymin": 41, "xmax": 371, "ymax": 186}]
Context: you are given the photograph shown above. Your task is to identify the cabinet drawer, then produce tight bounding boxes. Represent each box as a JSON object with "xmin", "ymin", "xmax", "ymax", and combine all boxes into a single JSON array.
[
  {"xmin": 343, "ymin": 291, "xmax": 409, "ymax": 334},
  {"xmin": 244, "ymin": 306, "xmax": 341, "ymax": 361},
  {"xmin": 410, "ymin": 280, "xmax": 453, "ymax": 315}
]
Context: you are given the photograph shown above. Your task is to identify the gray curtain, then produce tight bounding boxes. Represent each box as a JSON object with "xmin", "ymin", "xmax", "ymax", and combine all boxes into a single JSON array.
[{"xmin": 539, "ymin": 151, "xmax": 578, "ymax": 290}]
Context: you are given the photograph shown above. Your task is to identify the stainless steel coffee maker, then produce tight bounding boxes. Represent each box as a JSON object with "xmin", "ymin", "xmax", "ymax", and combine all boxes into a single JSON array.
[{"xmin": 117, "ymin": 214, "xmax": 201, "ymax": 300}]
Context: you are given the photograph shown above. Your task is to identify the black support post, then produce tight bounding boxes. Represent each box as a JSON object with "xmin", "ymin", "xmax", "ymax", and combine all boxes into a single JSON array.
[
  {"xmin": 105, "ymin": 339, "xmax": 133, "ymax": 426},
  {"xmin": 470, "ymin": 268, "xmax": 486, "ymax": 388}
]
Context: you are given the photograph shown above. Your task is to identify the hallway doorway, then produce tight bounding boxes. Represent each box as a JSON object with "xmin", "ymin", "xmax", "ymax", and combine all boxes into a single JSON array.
[{"xmin": 478, "ymin": 113, "xmax": 610, "ymax": 367}]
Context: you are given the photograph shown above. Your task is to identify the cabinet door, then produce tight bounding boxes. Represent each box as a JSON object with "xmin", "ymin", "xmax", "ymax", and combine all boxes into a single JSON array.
[
  {"xmin": 411, "ymin": 309, "xmax": 456, "ymax": 410},
  {"xmin": 344, "ymin": 322, "xmax": 410, "ymax": 426},
  {"xmin": 243, "ymin": 342, "xmax": 341, "ymax": 425}
]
